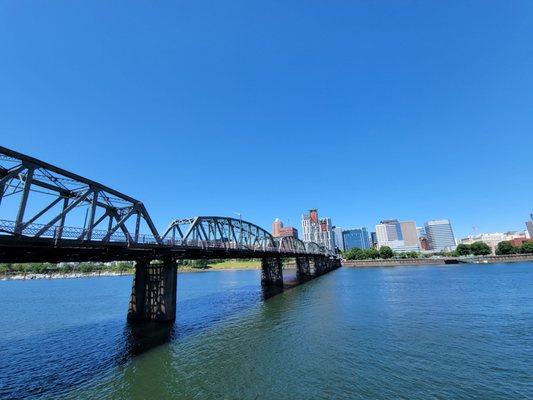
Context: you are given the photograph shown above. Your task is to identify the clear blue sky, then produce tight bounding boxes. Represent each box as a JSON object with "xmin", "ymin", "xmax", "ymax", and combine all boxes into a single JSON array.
[{"xmin": 1, "ymin": 1, "xmax": 532, "ymax": 238}]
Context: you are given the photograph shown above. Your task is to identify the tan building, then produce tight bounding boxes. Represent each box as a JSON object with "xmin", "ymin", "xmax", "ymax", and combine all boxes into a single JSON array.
[{"xmin": 400, "ymin": 221, "xmax": 419, "ymax": 248}]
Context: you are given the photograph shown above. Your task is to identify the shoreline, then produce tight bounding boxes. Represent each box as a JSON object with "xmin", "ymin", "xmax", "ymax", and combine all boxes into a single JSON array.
[
  {"xmin": 0, "ymin": 266, "xmax": 262, "ymax": 281},
  {"xmin": 343, "ymin": 254, "xmax": 533, "ymax": 268}
]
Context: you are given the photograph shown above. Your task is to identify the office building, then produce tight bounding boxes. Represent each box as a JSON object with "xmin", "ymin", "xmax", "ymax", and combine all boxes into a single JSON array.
[
  {"xmin": 425, "ymin": 219, "xmax": 456, "ymax": 251},
  {"xmin": 376, "ymin": 219, "xmax": 403, "ymax": 242},
  {"xmin": 342, "ymin": 228, "xmax": 370, "ymax": 250},
  {"xmin": 332, "ymin": 226, "xmax": 344, "ymax": 252},
  {"xmin": 301, "ymin": 209, "xmax": 334, "ymax": 251},
  {"xmin": 400, "ymin": 221, "xmax": 419, "ymax": 248},
  {"xmin": 370, "ymin": 231, "xmax": 378, "ymax": 248},
  {"xmin": 526, "ymin": 213, "xmax": 533, "ymax": 239},
  {"xmin": 272, "ymin": 218, "xmax": 298, "ymax": 238},
  {"xmin": 375, "ymin": 219, "xmax": 420, "ymax": 252}
]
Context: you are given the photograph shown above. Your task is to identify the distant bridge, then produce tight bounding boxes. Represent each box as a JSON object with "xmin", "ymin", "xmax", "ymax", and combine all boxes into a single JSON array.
[{"xmin": 0, "ymin": 146, "xmax": 340, "ymax": 322}]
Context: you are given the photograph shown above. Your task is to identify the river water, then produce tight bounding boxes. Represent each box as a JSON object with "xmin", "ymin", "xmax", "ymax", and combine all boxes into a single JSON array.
[{"xmin": 0, "ymin": 263, "xmax": 532, "ymax": 399}]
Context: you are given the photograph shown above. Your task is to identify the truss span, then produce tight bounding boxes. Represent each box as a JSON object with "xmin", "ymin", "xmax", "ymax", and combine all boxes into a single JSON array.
[
  {"xmin": 0, "ymin": 146, "xmax": 331, "ymax": 260},
  {"xmin": 0, "ymin": 147, "xmax": 161, "ymax": 245},
  {"xmin": 161, "ymin": 216, "xmax": 323, "ymax": 255}
]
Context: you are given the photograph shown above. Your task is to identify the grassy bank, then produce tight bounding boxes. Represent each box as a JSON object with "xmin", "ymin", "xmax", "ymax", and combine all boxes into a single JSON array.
[{"xmin": 178, "ymin": 260, "xmax": 260, "ymax": 272}]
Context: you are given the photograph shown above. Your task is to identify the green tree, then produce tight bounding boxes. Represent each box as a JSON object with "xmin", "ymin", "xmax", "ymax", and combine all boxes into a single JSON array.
[
  {"xmin": 379, "ymin": 246, "xmax": 394, "ymax": 259},
  {"xmin": 367, "ymin": 248, "xmax": 380, "ymax": 259},
  {"xmin": 520, "ymin": 242, "xmax": 533, "ymax": 254},
  {"xmin": 455, "ymin": 244, "xmax": 471, "ymax": 256},
  {"xmin": 495, "ymin": 241, "xmax": 515, "ymax": 255},
  {"xmin": 470, "ymin": 241, "xmax": 491, "ymax": 256}
]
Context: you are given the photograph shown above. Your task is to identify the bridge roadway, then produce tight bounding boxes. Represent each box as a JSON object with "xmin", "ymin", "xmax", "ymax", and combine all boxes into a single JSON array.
[{"xmin": 0, "ymin": 146, "xmax": 340, "ymax": 322}]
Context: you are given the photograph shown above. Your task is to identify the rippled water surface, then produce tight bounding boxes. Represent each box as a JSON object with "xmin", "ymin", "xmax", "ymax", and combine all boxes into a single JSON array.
[{"xmin": 1, "ymin": 263, "xmax": 532, "ymax": 399}]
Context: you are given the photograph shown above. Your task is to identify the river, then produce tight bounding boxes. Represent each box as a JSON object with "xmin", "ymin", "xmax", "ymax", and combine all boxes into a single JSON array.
[{"xmin": 0, "ymin": 263, "xmax": 531, "ymax": 399}]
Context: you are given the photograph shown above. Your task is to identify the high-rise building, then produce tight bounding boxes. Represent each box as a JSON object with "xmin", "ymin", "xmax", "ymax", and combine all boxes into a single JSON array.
[
  {"xmin": 370, "ymin": 231, "xmax": 378, "ymax": 248},
  {"xmin": 425, "ymin": 219, "xmax": 456, "ymax": 251},
  {"xmin": 376, "ymin": 219, "xmax": 420, "ymax": 252},
  {"xmin": 342, "ymin": 228, "xmax": 370, "ymax": 250},
  {"xmin": 332, "ymin": 226, "xmax": 344, "ymax": 252},
  {"xmin": 301, "ymin": 209, "xmax": 334, "ymax": 251},
  {"xmin": 319, "ymin": 217, "xmax": 335, "ymax": 251},
  {"xmin": 377, "ymin": 219, "xmax": 403, "ymax": 241},
  {"xmin": 400, "ymin": 221, "xmax": 419, "ymax": 249},
  {"xmin": 272, "ymin": 218, "xmax": 282, "ymax": 237},
  {"xmin": 526, "ymin": 213, "xmax": 533, "ymax": 239},
  {"xmin": 272, "ymin": 218, "xmax": 298, "ymax": 238}
]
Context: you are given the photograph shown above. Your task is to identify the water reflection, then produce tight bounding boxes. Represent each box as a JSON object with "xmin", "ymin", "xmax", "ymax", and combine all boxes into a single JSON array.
[{"xmin": 122, "ymin": 321, "xmax": 176, "ymax": 358}]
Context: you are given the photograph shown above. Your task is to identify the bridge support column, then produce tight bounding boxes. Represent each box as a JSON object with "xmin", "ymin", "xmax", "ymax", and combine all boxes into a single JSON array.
[
  {"xmin": 314, "ymin": 257, "xmax": 327, "ymax": 276},
  {"xmin": 261, "ymin": 257, "xmax": 283, "ymax": 287},
  {"xmin": 296, "ymin": 256, "xmax": 311, "ymax": 280},
  {"xmin": 127, "ymin": 258, "xmax": 177, "ymax": 322}
]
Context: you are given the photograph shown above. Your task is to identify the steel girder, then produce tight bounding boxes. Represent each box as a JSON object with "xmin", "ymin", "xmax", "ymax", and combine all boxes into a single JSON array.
[{"xmin": 0, "ymin": 146, "xmax": 161, "ymax": 245}]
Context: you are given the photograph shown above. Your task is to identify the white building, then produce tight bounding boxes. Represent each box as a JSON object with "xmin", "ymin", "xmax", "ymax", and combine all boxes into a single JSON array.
[
  {"xmin": 301, "ymin": 209, "xmax": 334, "ymax": 251},
  {"xmin": 375, "ymin": 219, "xmax": 420, "ymax": 252},
  {"xmin": 460, "ymin": 231, "xmax": 527, "ymax": 254}
]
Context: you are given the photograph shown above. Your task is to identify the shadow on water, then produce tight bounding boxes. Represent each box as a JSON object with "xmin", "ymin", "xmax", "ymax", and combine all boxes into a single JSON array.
[{"xmin": 121, "ymin": 281, "xmax": 290, "ymax": 359}]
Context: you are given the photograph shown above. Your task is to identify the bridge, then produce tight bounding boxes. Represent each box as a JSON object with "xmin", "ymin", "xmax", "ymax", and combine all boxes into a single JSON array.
[{"xmin": 0, "ymin": 146, "xmax": 340, "ymax": 322}]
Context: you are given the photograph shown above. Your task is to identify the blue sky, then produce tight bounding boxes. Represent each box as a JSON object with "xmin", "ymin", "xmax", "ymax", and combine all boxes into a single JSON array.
[{"xmin": 1, "ymin": 1, "xmax": 532, "ymax": 238}]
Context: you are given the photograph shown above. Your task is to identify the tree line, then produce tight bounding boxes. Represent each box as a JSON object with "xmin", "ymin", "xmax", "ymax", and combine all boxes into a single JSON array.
[
  {"xmin": 343, "ymin": 246, "xmax": 419, "ymax": 260},
  {"xmin": 494, "ymin": 241, "xmax": 533, "ymax": 255},
  {"xmin": 0, "ymin": 262, "xmax": 134, "ymax": 275},
  {"xmin": 342, "ymin": 240, "xmax": 533, "ymax": 260}
]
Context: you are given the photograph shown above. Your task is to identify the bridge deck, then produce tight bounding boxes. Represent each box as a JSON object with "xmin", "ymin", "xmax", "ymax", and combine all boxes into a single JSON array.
[{"xmin": 0, "ymin": 235, "xmax": 319, "ymax": 263}]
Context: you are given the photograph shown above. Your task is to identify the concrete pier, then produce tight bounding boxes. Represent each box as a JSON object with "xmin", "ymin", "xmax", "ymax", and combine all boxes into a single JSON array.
[
  {"xmin": 261, "ymin": 257, "xmax": 283, "ymax": 287},
  {"xmin": 127, "ymin": 258, "xmax": 178, "ymax": 322}
]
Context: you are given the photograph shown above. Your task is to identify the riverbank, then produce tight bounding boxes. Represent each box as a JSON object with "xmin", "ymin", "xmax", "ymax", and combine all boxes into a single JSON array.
[
  {"xmin": 0, "ymin": 260, "xmax": 262, "ymax": 280},
  {"xmin": 343, "ymin": 253, "xmax": 533, "ymax": 267}
]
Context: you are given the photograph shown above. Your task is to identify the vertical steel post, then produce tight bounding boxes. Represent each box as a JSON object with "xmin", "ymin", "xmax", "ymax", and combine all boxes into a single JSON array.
[
  {"xmin": 85, "ymin": 189, "xmax": 98, "ymax": 241},
  {"xmin": 15, "ymin": 167, "xmax": 33, "ymax": 234},
  {"xmin": 134, "ymin": 211, "xmax": 141, "ymax": 243}
]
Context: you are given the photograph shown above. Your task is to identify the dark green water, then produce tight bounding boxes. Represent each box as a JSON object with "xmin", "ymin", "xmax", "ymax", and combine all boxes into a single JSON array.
[{"xmin": 1, "ymin": 263, "xmax": 532, "ymax": 399}]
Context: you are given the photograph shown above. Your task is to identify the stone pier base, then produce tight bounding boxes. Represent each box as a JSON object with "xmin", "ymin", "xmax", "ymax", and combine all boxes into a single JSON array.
[
  {"xmin": 261, "ymin": 257, "xmax": 283, "ymax": 287},
  {"xmin": 127, "ymin": 258, "xmax": 177, "ymax": 322},
  {"xmin": 296, "ymin": 257, "xmax": 311, "ymax": 280},
  {"xmin": 313, "ymin": 257, "xmax": 327, "ymax": 276}
]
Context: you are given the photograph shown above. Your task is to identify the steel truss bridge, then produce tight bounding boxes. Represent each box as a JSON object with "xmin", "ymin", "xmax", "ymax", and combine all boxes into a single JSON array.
[{"xmin": 0, "ymin": 146, "xmax": 340, "ymax": 321}]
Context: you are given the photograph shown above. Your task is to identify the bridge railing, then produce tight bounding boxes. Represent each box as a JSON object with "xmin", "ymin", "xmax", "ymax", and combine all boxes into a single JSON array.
[{"xmin": 0, "ymin": 219, "xmax": 159, "ymax": 244}]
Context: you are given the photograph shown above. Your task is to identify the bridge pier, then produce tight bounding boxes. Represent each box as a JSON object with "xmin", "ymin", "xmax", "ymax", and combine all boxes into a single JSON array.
[
  {"xmin": 313, "ymin": 257, "xmax": 327, "ymax": 276},
  {"xmin": 127, "ymin": 258, "xmax": 177, "ymax": 322},
  {"xmin": 261, "ymin": 257, "xmax": 283, "ymax": 287},
  {"xmin": 296, "ymin": 256, "xmax": 311, "ymax": 280}
]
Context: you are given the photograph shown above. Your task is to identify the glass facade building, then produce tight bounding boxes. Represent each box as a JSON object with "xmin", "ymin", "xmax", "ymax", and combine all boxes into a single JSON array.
[
  {"xmin": 424, "ymin": 219, "xmax": 456, "ymax": 251},
  {"xmin": 342, "ymin": 228, "xmax": 370, "ymax": 250}
]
